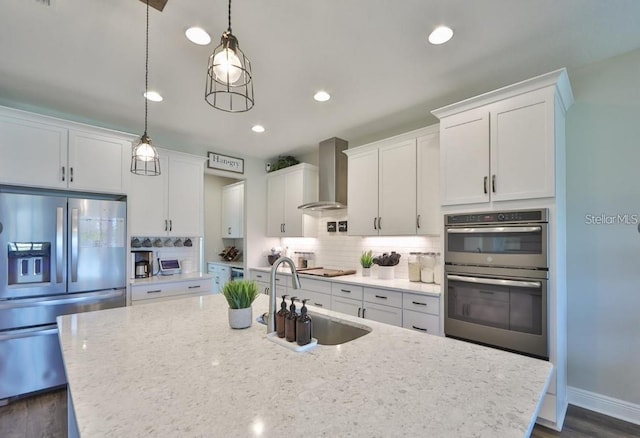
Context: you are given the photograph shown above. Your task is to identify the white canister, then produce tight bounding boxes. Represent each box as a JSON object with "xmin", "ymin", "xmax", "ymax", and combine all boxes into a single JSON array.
[
  {"xmin": 420, "ymin": 253, "xmax": 436, "ymax": 283},
  {"xmin": 377, "ymin": 266, "xmax": 395, "ymax": 280}
]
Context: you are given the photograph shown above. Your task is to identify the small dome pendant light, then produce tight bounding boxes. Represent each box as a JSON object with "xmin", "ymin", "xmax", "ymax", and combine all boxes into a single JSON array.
[
  {"xmin": 131, "ymin": 0, "xmax": 161, "ymax": 176},
  {"xmin": 205, "ymin": 0, "xmax": 254, "ymax": 112}
]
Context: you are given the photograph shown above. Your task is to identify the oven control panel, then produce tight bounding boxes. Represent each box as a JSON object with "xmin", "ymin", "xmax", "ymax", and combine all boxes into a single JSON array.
[{"xmin": 446, "ymin": 208, "xmax": 547, "ymax": 225}]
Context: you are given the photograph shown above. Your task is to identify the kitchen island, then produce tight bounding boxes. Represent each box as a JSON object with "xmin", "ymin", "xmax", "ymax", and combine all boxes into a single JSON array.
[{"xmin": 58, "ymin": 293, "xmax": 552, "ymax": 437}]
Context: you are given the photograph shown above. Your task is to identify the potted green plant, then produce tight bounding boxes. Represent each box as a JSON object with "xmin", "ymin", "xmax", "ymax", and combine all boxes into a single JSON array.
[
  {"xmin": 360, "ymin": 250, "xmax": 374, "ymax": 277},
  {"xmin": 222, "ymin": 280, "xmax": 260, "ymax": 329}
]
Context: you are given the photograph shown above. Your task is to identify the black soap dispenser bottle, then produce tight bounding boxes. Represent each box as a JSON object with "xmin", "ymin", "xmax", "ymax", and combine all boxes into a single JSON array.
[
  {"xmin": 275, "ymin": 295, "xmax": 289, "ymax": 338},
  {"xmin": 296, "ymin": 299, "xmax": 313, "ymax": 346},
  {"xmin": 285, "ymin": 296, "xmax": 298, "ymax": 342}
]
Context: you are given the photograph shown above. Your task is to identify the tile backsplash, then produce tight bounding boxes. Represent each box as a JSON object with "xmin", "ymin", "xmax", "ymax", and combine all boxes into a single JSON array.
[{"xmin": 280, "ymin": 212, "xmax": 440, "ymax": 279}]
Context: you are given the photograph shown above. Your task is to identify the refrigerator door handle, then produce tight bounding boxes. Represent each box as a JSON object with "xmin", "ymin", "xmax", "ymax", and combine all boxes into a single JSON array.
[
  {"xmin": 0, "ymin": 289, "xmax": 124, "ymax": 310},
  {"xmin": 71, "ymin": 208, "xmax": 79, "ymax": 283},
  {"xmin": 0, "ymin": 324, "xmax": 58, "ymax": 341},
  {"xmin": 56, "ymin": 207, "xmax": 64, "ymax": 284}
]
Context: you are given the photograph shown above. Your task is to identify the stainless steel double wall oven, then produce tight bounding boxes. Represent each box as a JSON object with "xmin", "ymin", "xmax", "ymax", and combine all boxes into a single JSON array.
[{"xmin": 444, "ymin": 209, "xmax": 549, "ymax": 359}]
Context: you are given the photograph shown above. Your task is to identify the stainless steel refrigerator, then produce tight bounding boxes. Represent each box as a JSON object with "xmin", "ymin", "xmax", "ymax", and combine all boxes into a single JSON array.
[{"xmin": 0, "ymin": 187, "xmax": 126, "ymax": 402}]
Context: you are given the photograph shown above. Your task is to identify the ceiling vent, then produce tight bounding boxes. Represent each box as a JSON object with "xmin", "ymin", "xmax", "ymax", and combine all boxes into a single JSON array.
[{"xmin": 298, "ymin": 137, "xmax": 348, "ymax": 211}]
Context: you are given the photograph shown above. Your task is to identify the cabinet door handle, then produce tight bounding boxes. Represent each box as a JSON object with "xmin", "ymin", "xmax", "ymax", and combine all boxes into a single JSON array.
[
  {"xmin": 340, "ymin": 289, "xmax": 351, "ymax": 293},
  {"xmin": 417, "ymin": 214, "xmax": 421, "ymax": 229},
  {"xmin": 188, "ymin": 285, "xmax": 201, "ymax": 289},
  {"xmin": 61, "ymin": 166, "xmax": 65, "ymax": 182},
  {"xmin": 228, "ymin": 227, "xmax": 231, "ymax": 235},
  {"xmin": 147, "ymin": 289, "xmax": 162, "ymax": 294},
  {"xmin": 373, "ymin": 217, "xmax": 377, "ymax": 230},
  {"xmin": 374, "ymin": 295, "xmax": 388, "ymax": 300},
  {"xmin": 169, "ymin": 220, "xmax": 173, "ymax": 231},
  {"xmin": 314, "ymin": 302, "xmax": 323, "ymax": 307},
  {"xmin": 412, "ymin": 301, "xmax": 427, "ymax": 306},
  {"xmin": 165, "ymin": 220, "xmax": 168, "ymax": 231},
  {"xmin": 378, "ymin": 217, "xmax": 382, "ymax": 229},
  {"xmin": 357, "ymin": 307, "xmax": 361, "ymax": 317},
  {"xmin": 492, "ymin": 174, "xmax": 496, "ymax": 193},
  {"xmin": 256, "ymin": 274, "xmax": 263, "ymax": 279},
  {"xmin": 483, "ymin": 176, "xmax": 488, "ymax": 194},
  {"xmin": 362, "ymin": 308, "xmax": 366, "ymax": 318},
  {"xmin": 412, "ymin": 325, "xmax": 428, "ymax": 332},
  {"xmin": 70, "ymin": 167, "xmax": 74, "ymax": 183}
]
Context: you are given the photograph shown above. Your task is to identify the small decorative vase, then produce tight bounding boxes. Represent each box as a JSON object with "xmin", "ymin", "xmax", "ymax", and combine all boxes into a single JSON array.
[
  {"xmin": 362, "ymin": 267, "xmax": 371, "ymax": 277},
  {"xmin": 377, "ymin": 266, "xmax": 395, "ymax": 280},
  {"xmin": 228, "ymin": 307, "xmax": 253, "ymax": 329}
]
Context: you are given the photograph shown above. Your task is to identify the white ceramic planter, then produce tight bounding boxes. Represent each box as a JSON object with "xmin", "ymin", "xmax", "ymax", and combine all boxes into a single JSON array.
[
  {"xmin": 361, "ymin": 267, "xmax": 371, "ymax": 277},
  {"xmin": 228, "ymin": 307, "xmax": 253, "ymax": 329},
  {"xmin": 377, "ymin": 266, "xmax": 395, "ymax": 280}
]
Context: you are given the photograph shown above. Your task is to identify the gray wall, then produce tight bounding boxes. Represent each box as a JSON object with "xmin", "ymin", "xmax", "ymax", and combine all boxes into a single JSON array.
[{"xmin": 566, "ymin": 48, "xmax": 640, "ymax": 404}]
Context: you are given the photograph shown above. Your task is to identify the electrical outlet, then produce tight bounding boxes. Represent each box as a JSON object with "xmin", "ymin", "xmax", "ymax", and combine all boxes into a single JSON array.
[
  {"xmin": 327, "ymin": 221, "xmax": 337, "ymax": 232},
  {"xmin": 338, "ymin": 221, "xmax": 348, "ymax": 232}
]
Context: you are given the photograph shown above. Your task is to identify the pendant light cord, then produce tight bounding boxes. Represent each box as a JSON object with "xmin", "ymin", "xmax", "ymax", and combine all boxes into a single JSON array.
[
  {"xmin": 227, "ymin": 0, "xmax": 232, "ymax": 33},
  {"xmin": 144, "ymin": 0, "xmax": 149, "ymax": 135}
]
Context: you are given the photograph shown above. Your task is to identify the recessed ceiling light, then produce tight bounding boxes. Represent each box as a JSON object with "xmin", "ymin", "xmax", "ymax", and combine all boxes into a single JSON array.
[
  {"xmin": 313, "ymin": 91, "xmax": 331, "ymax": 102},
  {"xmin": 252, "ymin": 125, "xmax": 265, "ymax": 133},
  {"xmin": 143, "ymin": 91, "xmax": 163, "ymax": 102},
  {"xmin": 428, "ymin": 26, "xmax": 454, "ymax": 45},
  {"xmin": 185, "ymin": 27, "xmax": 211, "ymax": 45}
]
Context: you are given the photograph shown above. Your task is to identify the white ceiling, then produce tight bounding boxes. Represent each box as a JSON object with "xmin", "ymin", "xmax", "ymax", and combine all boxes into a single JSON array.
[{"xmin": 1, "ymin": 0, "xmax": 640, "ymax": 159}]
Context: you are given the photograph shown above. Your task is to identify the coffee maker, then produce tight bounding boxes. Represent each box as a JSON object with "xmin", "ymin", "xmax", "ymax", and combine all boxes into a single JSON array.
[{"xmin": 131, "ymin": 250, "xmax": 153, "ymax": 279}]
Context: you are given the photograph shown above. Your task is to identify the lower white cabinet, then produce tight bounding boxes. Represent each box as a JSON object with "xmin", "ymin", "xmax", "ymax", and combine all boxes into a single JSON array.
[
  {"xmin": 402, "ymin": 293, "xmax": 440, "ymax": 335},
  {"xmin": 131, "ymin": 278, "xmax": 211, "ymax": 305},
  {"xmin": 207, "ymin": 263, "xmax": 231, "ymax": 294},
  {"xmin": 364, "ymin": 302, "xmax": 403, "ymax": 327},
  {"xmin": 250, "ymin": 269, "xmax": 288, "ymax": 296},
  {"xmin": 297, "ymin": 277, "xmax": 332, "ymax": 309},
  {"xmin": 331, "ymin": 296, "xmax": 362, "ymax": 318}
]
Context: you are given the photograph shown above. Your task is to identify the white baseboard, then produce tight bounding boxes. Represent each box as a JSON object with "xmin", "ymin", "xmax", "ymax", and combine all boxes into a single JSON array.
[{"xmin": 568, "ymin": 386, "xmax": 640, "ymax": 426}]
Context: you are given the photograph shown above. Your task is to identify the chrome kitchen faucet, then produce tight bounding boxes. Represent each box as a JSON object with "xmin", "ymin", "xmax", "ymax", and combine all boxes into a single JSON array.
[{"xmin": 267, "ymin": 256, "xmax": 301, "ymax": 333}]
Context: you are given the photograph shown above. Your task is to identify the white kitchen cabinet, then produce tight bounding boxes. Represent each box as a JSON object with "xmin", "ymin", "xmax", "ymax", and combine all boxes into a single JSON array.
[
  {"xmin": 433, "ymin": 69, "xmax": 573, "ymax": 206},
  {"xmin": 296, "ymin": 277, "xmax": 332, "ymax": 309},
  {"xmin": 130, "ymin": 277, "xmax": 211, "ymax": 305},
  {"xmin": 416, "ymin": 130, "xmax": 441, "ymax": 235},
  {"xmin": 345, "ymin": 139, "xmax": 417, "ymax": 236},
  {"xmin": 221, "ymin": 181, "xmax": 244, "ymax": 238},
  {"xmin": 363, "ymin": 287, "xmax": 403, "ymax": 327},
  {"xmin": 250, "ymin": 269, "xmax": 288, "ymax": 296},
  {"xmin": 0, "ymin": 109, "xmax": 129, "ymax": 194},
  {"xmin": 331, "ymin": 296, "xmax": 362, "ymax": 318},
  {"xmin": 266, "ymin": 163, "xmax": 318, "ymax": 237},
  {"xmin": 207, "ymin": 262, "xmax": 231, "ymax": 294},
  {"xmin": 129, "ymin": 150, "xmax": 204, "ymax": 237},
  {"xmin": 402, "ymin": 292, "xmax": 440, "ymax": 336}
]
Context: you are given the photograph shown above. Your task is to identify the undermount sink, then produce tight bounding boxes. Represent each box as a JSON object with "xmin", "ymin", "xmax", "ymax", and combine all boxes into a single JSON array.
[
  {"xmin": 259, "ymin": 312, "xmax": 371, "ymax": 345},
  {"xmin": 309, "ymin": 312, "xmax": 371, "ymax": 345}
]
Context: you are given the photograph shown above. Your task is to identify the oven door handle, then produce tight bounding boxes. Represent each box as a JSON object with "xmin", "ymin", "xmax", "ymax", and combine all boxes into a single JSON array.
[
  {"xmin": 446, "ymin": 226, "xmax": 542, "ymax": 234},
  {"xmin": 447, "ymin": 274, "xmax": 541, "ymax": 289}
]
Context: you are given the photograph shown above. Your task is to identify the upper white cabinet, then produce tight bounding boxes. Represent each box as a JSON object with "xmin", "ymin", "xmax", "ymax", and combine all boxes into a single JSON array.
[
  {"xmin": 345, "ymin": 126, "xmax": 440, "ymax": 236},
  {"xmin": 129, "ymin": 149, "xmax": 204, "ymax": 237},
  {"xmin": 221, "ymin": 181, "xmax": 244, "ymax": 238},
  {"xmin": 432, "ymin": 69, "xmax": 574, "ymax": 206},
  {"xmin": 266, "ymin": 163, "xmax": 318, "ymax": 237},
  {"xmin": 0, "ymin": 108, "xmax": 129, "ymax": 194},
  {"xmin": 416, "ymin": 129, "xmax": 440, "ymax": 235}
]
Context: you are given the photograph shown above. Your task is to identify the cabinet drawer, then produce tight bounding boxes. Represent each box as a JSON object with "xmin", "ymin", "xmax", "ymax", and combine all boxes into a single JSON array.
[
  {"xmin": 364, "ymin": 287, "xmax": 402, "ymax": 308},
  {"xmin": 298, "ymin": 277, "xmax": 331, "ymax": 294},
  {"xmin": 250, "ymin": 270, "xmax": 269, "ymax": 282},
  {"xmin": 331, "ymin": 296, "xmax": 361, "ymax": 318},
  {"xmin": 364, "ymin": 302, "xmax": 402, "ymax": 327},
  {"xmin": 403, "ymin": 309, "xmax": 440, "ymax": 335},
  {"xmin": 297, "ymin": 290, "xmax": 331, "ymax": 309},
  {"xmin": 331, "ymin": 283, "xmax": 363, "ymax": 300},
  {"xmin": 131, "ymin": 279, "xmax": 211, "ymax": 302},
  {"xmin": 403, "ymin": 293, "xmax": 440, "ymax": 315}
]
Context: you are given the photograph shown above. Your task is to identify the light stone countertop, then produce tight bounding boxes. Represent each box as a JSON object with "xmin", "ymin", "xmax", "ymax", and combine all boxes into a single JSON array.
[
  {"xmin": 251, "ymin": 266, "xmax": 441, "ymax": 296},
  {"xmin": 58, "ymin": 294, "xmax": 552, "ymax": 437}
]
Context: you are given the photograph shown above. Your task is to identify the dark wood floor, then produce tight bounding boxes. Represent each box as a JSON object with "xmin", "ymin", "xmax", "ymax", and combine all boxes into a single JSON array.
[{"xmin": 1, "ymin": 388, "xmax": 638, "ymax": 437}]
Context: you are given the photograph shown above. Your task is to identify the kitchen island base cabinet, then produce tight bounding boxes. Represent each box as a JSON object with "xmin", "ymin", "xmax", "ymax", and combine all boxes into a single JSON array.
[{"xmin": 403, "ymin": 309, "xmax": 439, "ymax": 335}]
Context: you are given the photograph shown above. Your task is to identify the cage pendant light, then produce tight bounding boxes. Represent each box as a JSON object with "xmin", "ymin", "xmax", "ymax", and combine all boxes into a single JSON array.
[
  {"xmin": 131, "ymin": 0, "xmax": 161, "ymax": 176},
  {"xmin": 205, "ymin": 0, "xmax": 254, "ymax": 112}
]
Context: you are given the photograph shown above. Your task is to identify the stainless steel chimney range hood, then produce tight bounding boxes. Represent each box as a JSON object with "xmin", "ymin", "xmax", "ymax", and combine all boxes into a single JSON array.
[{"xmin": 298, "ymin": 137, "xmax": 348, "ymax": 211}]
